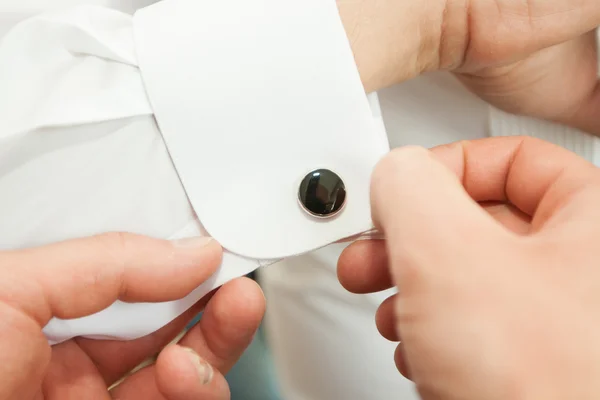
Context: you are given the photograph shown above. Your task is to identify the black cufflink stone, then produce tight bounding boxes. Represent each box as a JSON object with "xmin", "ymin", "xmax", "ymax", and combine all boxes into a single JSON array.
[{"xmin": 298, "ymin": 169, "xmax": 346, "ymax": 218}]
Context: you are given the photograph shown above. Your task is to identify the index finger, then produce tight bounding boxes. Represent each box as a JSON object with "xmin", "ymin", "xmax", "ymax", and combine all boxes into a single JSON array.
[{"xmin": 0, "ymin": 233, "xmax": 222, "ymax": 326}]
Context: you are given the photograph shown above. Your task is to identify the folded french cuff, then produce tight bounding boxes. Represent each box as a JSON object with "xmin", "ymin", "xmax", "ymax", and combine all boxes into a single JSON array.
[{"xmin": 133, "ymin": 0, "xmax": 390, "ymax": 260}]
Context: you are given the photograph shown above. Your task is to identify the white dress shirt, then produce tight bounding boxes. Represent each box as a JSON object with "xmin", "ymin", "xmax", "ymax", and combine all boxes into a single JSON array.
[
  {"xmin": 0, "ymin": 0, "xmax": 389, "ymax": 344},
  {"xmin": 2, "ymin": 2, "xmax": 599, "ymax": 399}
]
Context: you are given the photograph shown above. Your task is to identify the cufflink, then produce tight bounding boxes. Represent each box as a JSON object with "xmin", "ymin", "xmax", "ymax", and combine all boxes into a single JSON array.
[{"xmin": 298, "ymin": 169, "xmax": 346, "ymax": 218}]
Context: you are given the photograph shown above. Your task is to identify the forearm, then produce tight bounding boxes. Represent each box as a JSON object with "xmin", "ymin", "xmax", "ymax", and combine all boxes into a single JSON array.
[{"xmin": 340, "ymin": 0, "xmax": 600, "ymax": 140}]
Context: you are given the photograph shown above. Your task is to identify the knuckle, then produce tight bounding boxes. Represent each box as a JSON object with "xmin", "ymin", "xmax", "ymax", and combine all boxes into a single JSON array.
[
  {"xmin": 96, "ymin": 232, "xmax": 134, "ymax": 252},
  {"xmin": 92, "ymin": 232, "xmax": 136, "ymax": 269},
  {"xmin": 91, "ymin": 232, "xmax": 138, "ymax": 296}
]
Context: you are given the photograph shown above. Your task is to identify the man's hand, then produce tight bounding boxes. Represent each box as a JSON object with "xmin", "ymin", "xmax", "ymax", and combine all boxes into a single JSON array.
[
  {"xmin": 338, "ymin": 0, "xmax": 600, "ymax": 134},
  {"xmin": 0, "ymin": 234, "xmax": 265, "ymax": 400},
  {"xmin": 339, "ymin": 137, "xmax": 600, "ymax": 399}
]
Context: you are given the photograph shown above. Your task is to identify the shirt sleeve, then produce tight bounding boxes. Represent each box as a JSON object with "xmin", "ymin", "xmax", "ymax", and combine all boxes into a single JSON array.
[
  {"xmin": 0, "ymin": 6, "xmax": 193, "ymax": 246},
  {"xmin": 0, "ymin": 1, "xmax": 389, "ymax": 344}
]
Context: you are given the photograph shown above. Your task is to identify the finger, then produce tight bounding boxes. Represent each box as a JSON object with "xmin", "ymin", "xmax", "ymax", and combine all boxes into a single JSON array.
[
  {"xmin": 481, "ymin": 202, "xmax": 531, "ymax": 235},
  {"xmin": 74, "ymin": 294, "xmax": 213, "ymax": 385},
  {"xmin": 155, "ymin": 346, "xmax": 229, "ymax": 400},
  {"xmin": 42, "ymin": 340, "xmax": 111, "ymax": 400},
  {"xmin": 371, "ymin": 146, "xmax": 505, "ymax": 285},
  {"xmin": 394, "ymin": 342, "xmax": 411, "ymax": 381},
  {"xmin": 430, "ymin": 137, "xmax": 598, "ymax": 229},
  {"xmin": 110, "ymin": 278, "xmax": 264, "ymax": 399},
  {"xmin": 337, "ymin": 239, "xmax": 392, "ymax": 294},
  {"xmin": 376, "ymin": 294, "xmax": 399, "ymax": 342},
  {"xmin": 179, "ymin": 277, "xmax": 265, "ymax": 373},
  {"xmin": 0, "ymin": 234, "xmax": 222, "ymax": 326},
  {"xmin": 338, "ymin": 203, "xmax": 529, "ymax": 295},
  {"xmin": 110, "ymin": 346, "xmax": 229, "ymax": 400}
]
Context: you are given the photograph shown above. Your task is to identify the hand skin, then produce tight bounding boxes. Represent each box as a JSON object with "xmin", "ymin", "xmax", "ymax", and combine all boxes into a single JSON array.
[
  {"xmin": 337, "ymin": 0, "xmax": 600, "ymax": 135},
  {"xmin": 338, "ymin": 136, "xmax": 600, "ymax": 399},
  {"xmin": 0, "ymin": 234, "xmax": 265, "ymax": 400}
]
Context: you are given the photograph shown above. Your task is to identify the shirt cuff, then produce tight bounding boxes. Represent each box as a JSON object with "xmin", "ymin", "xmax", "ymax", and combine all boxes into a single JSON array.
[{"xmin": 133, "ymin": 0, "xmax": 389, "ymax": 259}]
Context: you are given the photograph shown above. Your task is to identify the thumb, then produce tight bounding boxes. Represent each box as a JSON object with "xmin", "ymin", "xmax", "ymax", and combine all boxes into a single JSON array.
[
  {"xmin": 0, "ymin": 233, "xmax": 222, "ymax": 327},
  {"xmin": 371, "ymin": 146, "xmax": 506, "ymax": 286},
  {"xmin": 154, "ymin": 345, "xmax": 230, "ymax": 400}
]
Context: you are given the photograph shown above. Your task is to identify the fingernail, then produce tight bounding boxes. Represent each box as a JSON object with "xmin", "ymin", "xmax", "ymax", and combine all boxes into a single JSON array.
[
  {"xmin": 173, "ymin": 236, "xmax": 213, "ymax": 248},
  {"xmin": 182, "ymin": 347, "xmax": 213, "ymax": 385}
]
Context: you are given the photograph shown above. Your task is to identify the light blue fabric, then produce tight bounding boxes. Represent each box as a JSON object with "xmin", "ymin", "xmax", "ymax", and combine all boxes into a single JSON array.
[{"xmin": 226, "ymin": 323, "xmax": 282, "ymax": 400}]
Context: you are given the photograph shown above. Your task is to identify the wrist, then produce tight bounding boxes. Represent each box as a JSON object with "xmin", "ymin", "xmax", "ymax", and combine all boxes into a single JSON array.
[{"xmin": 336, "ymin": 0, "xmax": 449, "ymax": 92}]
